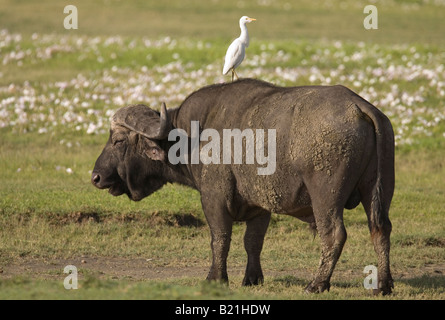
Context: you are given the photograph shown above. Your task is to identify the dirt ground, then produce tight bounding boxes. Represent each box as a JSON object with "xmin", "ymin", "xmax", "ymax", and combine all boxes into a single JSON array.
[
  {"xmin": 0, "ymin": 256, "xmax": 210, "ymax": 281},
  {"xmin": 1, "ymin": 256, "xmax": 444, "ymax": 284}
]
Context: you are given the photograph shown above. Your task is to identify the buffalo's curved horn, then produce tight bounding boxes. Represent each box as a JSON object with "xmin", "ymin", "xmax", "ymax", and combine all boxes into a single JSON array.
[
  {"xmin": 150, "ymin": 102, "xmax": 172, "ymax": 140},
  {"xmin": 112, "ymin": 103, "xmax": 172, "ymax": 140}
]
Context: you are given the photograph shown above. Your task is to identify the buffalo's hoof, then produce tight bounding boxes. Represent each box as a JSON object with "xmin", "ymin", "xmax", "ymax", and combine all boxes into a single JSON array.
[
  {"xmin": 242, "ymin": 274, "xmax": 264, "ymax": 286},
  {"xmin": 378, "ymin": 279, "xmax": 394, "ymax": 296},
  {"xmin": 304, "ymin": 280, "xmax": 330, "ymax": 294},
  {"xmin": 206, "ymin": 271, "xmax": 229, "ymax": 284}
]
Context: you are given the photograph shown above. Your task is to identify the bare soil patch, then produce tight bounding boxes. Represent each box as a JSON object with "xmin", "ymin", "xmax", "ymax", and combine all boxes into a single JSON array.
[{"xmin": 1, "ymin": 256, "xmax": 444, "ymax": 285}]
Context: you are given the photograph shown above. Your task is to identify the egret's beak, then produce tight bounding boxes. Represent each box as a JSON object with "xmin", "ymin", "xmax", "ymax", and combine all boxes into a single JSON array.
[{"xmin": 247, "ymin": 18, "xmax": 256, "ymax": 22}]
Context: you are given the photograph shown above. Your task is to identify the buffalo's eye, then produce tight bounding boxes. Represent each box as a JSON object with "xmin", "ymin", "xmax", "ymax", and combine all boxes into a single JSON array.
[
  {"xmin": 113, "ymin": 140, "xmax": 123, "ymax": 146},
  {"xmin": 112, "ymin": 138, "xmax": 125, "ymax": 146},
  {"xmin": 112, "ymin": 134, "xmax": 126, "ymax": 146}
]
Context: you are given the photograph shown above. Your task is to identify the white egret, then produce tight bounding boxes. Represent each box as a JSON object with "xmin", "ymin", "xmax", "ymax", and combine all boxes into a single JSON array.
[{"xmin": 223, "ymin": 16, "xmax": 256, "ymax": 82}]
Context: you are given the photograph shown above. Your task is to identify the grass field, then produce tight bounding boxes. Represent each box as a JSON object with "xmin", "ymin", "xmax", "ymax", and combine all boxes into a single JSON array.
[{"xmin": 0, "ymin": 0, "xmax": 444, "ymax": 300}]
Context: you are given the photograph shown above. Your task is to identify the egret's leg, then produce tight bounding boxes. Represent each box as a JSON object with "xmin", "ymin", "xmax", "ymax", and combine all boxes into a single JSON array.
[
  {"xmin": 231, "ymin": 69, "xmax": 235, "ymax": 82},
  {"xmin": 233, "ymin": 69, "xmax": 239, "ymax": 80}
]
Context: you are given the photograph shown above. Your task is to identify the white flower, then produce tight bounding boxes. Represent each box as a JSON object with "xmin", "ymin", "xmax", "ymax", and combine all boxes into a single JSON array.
[{"xmin": 86, "ymin": 122, "xmax": 97, "ymax": 135}]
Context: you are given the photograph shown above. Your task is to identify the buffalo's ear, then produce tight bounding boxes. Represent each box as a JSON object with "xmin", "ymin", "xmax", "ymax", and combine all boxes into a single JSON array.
[{"xmin": 141, "ymin": 137, "xmax": 166, "ymax": 161}]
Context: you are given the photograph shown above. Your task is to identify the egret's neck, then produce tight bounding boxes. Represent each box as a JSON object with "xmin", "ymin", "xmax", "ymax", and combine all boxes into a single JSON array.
[{"xmin": 239, "ymin": 23, "xmax": 250, "ymax": 47}]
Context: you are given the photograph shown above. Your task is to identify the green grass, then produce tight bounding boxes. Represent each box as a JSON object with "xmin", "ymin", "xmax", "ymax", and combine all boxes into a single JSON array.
[
  {"xmin": 1, "ymin": 0, "xmax": 445, "ymax": 300},
  {"xmin": 0, "ymin": 277, "xmax": 442, "ymax": 300},
  {"xmin": 1, "ymin": 0, "xmax": 444, "ymax": 44},
  {"xmin": 1, "ymin": 272, "xmax": 443, "ymax": 300}
]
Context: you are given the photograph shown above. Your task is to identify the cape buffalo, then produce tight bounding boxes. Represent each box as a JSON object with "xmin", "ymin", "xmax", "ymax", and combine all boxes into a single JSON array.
[{"xmin": 91, "ymin": 79, "xmax": 395, "ymax": 295}]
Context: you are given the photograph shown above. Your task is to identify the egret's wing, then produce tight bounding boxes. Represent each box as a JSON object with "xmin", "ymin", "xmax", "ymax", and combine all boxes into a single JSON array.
[{"xmin": 223, "ymin": 39, "xmax": 242, "ymax": 75}]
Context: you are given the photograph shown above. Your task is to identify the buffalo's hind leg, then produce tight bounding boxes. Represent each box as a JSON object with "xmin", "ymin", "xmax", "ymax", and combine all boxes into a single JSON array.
[
  {"xmin": 370, "ymin": 220, "xmax": 393, "ymax": 295},
  {"xmin": 242, "ymin": 210, "xmax": 271, "ymax": 286},
  {"xmin": 359, "ymin": 182, "xmax": 394, "ymax": 295},
  {"xmin": 305, "ymin": 203, "xmax": 347, "ymax": 294}
]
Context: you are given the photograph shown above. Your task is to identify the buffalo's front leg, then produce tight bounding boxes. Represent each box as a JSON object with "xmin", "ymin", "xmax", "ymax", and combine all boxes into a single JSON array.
[
  {"xmin": 202, "ymin": 198, "xmax": 233, "ymax": 283},
  {"xmin": 243, "ymin": 210, "xmax": 271, "ymax": 286},
  {"xmin": 207, "ymin": 229, "xmax": 232, "ymax": 282}
]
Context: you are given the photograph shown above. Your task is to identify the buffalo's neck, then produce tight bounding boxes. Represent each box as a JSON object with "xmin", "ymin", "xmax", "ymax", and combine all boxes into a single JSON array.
[
  {"xmin": 163, "ymin": 160, "xmax": 198, "ymax": 190},
  {"xmin": 160, "ymin": 107, "xmax": 199, "ymax": 189}
]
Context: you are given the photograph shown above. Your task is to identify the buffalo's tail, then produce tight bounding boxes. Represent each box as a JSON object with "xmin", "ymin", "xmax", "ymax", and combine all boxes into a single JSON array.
[{"xmin": 356, "ymin": 102, "xmax": 395, "ymax": 232}]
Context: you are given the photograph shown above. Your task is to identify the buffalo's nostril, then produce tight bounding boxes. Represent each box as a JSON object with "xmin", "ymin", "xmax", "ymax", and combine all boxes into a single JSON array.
[{"xmin": 92, "ymin": 174, "xmax": 101, "ymax": 185}]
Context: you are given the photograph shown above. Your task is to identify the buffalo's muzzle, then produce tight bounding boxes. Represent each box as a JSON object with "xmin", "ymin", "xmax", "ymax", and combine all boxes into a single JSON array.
[{"xmin": 91, "ymin": 173, "xmax": 101, "ymax": 187}]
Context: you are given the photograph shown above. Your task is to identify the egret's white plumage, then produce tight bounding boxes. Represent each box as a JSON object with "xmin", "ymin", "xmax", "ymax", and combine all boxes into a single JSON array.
[{"xmin": 223, "ymin": 16, "xmax": 256, "ymax": 81}]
